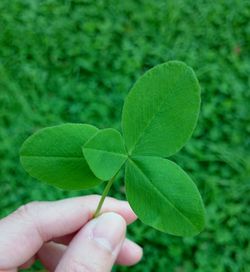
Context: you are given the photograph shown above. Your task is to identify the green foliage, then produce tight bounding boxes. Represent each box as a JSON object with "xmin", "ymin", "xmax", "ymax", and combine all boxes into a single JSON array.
[
  {"xmin": 20, "ymin": 124, "xmax": 101, "ymax": 189},
  {"xmin": 83, "ymin": 128, "xmax": 127, "ymax": 180},
  {"xmin": 1, "ymin": 0, "xmax": 250, "ymax": 271},
  {"xmin": 126, "ymin": 157, "xmax": 205, "ymax": 236},
  {"xmin": 20, "ymin": 61, "xmax": 205, "ymax": 237},
  {"xmin": 122, "ymin": 61, "xmax": 200, "ymax": 157}
]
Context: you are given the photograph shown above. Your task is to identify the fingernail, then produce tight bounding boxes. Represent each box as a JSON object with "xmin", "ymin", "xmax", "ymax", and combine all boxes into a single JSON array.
[{"xmin": 92, "ymin": 212, "xmax": 126, "ymax": 253}]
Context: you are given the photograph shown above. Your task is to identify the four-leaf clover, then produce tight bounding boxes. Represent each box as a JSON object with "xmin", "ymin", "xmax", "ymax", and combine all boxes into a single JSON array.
[{"xmin": 20, "ymin": 61, "xmax": 205, "ymax": 237}]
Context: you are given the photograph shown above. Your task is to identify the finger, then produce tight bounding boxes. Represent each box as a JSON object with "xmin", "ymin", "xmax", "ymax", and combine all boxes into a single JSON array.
[
  {"xmin": 38, "ymin": 242, "xmax": 66, "ymax": 271},
  {"xmin": 38, "ymin": 238, "xmax": 142, "ymax": 270},
  {"xmin": 116, "ymin": 239, "xmax": 143, "ymax": 266},
  {"xmin": 56, "ymin": 212, "xmax": 126, "ymax": 272},
  {"xmin": 52, "ymin": 200, "xmax": 137, "ymax": 246},
  {"xmin": 0, "ymin": 195, "xmax": 136, "ymax": 270}
]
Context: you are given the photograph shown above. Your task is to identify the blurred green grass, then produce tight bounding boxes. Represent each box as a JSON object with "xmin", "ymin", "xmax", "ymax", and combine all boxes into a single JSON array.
[{"xmin": 0, "ymin": 0, "xmax": 250, "ymax": 271}]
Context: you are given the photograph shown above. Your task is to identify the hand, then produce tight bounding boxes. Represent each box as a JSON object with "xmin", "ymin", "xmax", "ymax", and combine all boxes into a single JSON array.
[{"xmin": 0, "ymin": 195, "xmax": 143, "ymax": 271}]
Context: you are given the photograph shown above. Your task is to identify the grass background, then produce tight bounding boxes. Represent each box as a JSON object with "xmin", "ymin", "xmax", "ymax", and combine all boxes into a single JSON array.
[{"xmin": 0, "ymin": 0, "xmax": 250, "ymax": 271}]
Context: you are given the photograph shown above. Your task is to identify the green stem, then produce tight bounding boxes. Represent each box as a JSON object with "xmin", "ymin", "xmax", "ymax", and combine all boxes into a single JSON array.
[{"xmin": 94, "ymin": 174, "xmax": 117, "ymax": 218}]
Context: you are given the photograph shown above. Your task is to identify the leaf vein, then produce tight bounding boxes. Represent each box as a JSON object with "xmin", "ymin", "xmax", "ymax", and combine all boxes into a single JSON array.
[
  {"xmin": 129, "ymin": 159, "xmax": 198, "ymax": 231},
  {"xmin": 21, "ymin": 155, "xmax": 84, "ymax": 159},
  {"xmin": 83, "ymin": 147, "xmax": 127, "ymax": 157}
]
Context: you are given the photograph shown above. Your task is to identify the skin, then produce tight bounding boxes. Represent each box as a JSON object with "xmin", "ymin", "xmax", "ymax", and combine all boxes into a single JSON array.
[{"xmin": 0, "ymin": 195, "xmax": 143, "ymax": 271}]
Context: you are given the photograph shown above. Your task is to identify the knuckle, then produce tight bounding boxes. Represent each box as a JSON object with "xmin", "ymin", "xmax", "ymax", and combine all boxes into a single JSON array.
[
  {"xmin": 15, "ymin": 201, "xmax": 39, "ymax": 219},
  {"xmin": 14, "ymin": 201, "xmax": 47, "ymax": 240}
]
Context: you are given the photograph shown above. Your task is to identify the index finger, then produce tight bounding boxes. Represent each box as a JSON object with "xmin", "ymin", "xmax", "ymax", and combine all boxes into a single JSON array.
[{"xmin": 0, "ymin": 195, "xmax": 137, "ymax": 270}]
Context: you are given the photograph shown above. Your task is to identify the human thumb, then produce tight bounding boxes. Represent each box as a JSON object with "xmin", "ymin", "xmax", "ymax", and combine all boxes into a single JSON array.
[{"xmin": 55, "ymin": 212, "xmax": 126, "ymax": 272}]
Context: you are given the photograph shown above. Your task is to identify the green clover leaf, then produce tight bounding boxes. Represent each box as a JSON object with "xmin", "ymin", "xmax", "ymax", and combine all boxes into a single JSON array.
[
  {"xmin": 20, "ymin": 123, "xmax": 102, "ymax": 190},
  {"xmin": 126, "ymin": 156, "xmax": 205, "ymax": 236},
  {"xmin": 20, "ymin": 61, "xmax": 205, "ymax": 237},
  {"xmin": 82, "ymin": 128, "xmax": 127, "ymax": 181}
]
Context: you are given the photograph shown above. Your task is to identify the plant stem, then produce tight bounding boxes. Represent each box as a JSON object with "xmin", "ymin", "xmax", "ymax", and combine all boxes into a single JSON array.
[{"xmin": 93, "ymin": 174, "xmax": 117, "ymax": 218}]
